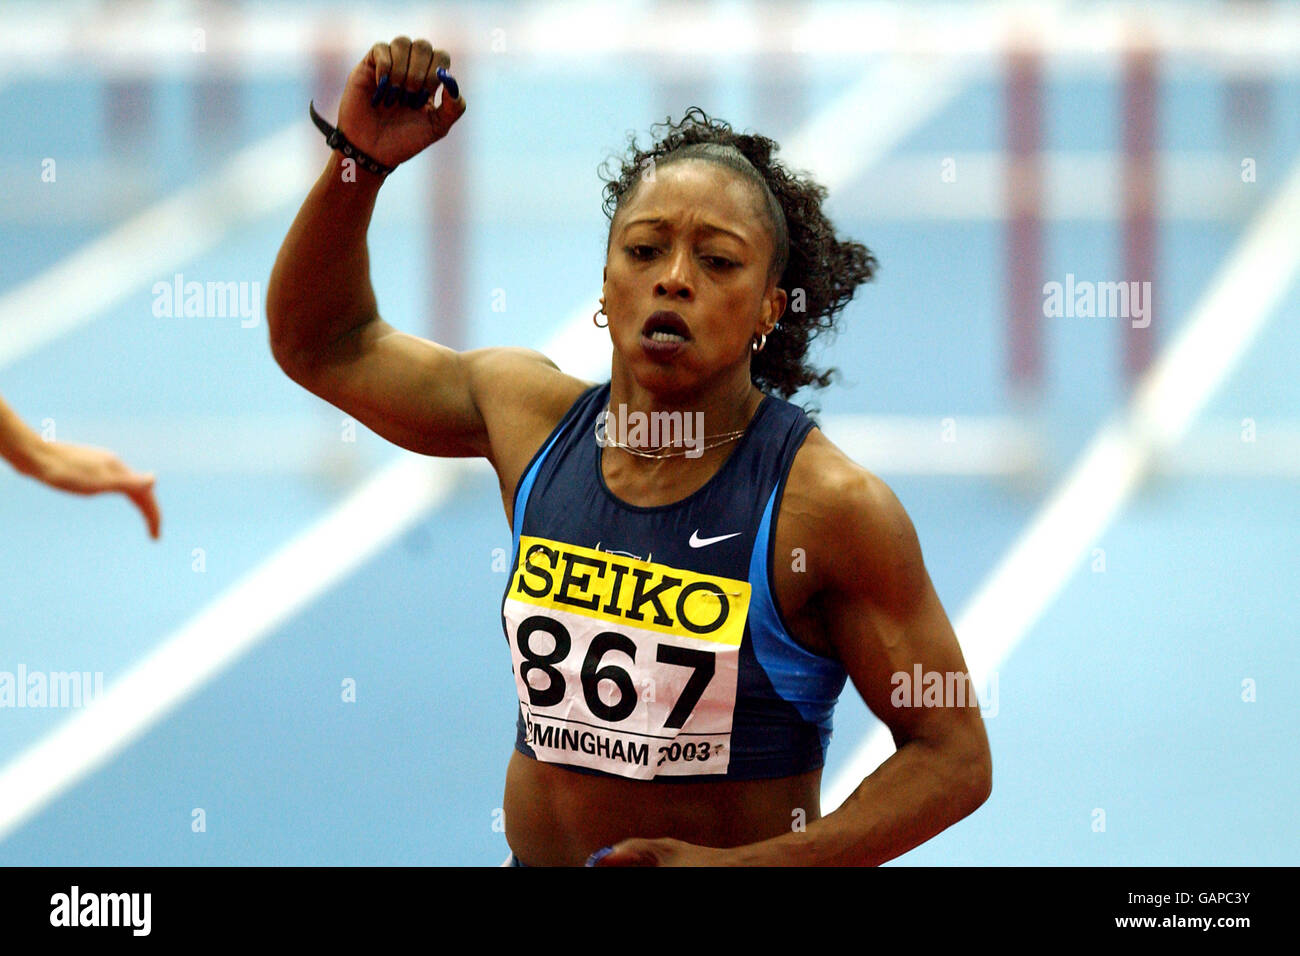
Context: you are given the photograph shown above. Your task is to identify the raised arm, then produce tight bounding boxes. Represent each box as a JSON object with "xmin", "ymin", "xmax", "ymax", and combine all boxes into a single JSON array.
[
  {"xmin": 267, "ymin": 38, "xmax": 586, "ymax": 469},
  {"xmin": 266, "ymin": 38, "xmax": 489, "ymax": 457}
]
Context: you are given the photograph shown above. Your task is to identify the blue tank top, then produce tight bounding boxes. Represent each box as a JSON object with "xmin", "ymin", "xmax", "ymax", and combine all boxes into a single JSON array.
[{"xmin": 502, "ymin": 382, "xmax": 848, "ymax": 781}]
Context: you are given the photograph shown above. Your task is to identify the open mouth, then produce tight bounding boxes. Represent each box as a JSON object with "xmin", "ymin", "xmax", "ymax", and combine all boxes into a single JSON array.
[{"xmin": 641, "ymin": 310, "xmax": 691, "ymax": 344}]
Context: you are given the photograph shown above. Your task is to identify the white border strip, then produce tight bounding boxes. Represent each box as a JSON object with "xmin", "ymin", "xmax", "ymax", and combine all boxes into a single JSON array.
[
  {"xmin": 3, "ymin": 1, "xmax": 1300, "ymax": 67},
  {"xmin": 823, "ymin": 150, "xmax": 1300, "ymax": 812}
]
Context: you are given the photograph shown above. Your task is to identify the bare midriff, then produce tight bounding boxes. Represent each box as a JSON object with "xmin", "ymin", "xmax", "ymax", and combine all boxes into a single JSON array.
[{"xmin": 502, "ymin": 750, "xmax": 821, "ymax": 865}]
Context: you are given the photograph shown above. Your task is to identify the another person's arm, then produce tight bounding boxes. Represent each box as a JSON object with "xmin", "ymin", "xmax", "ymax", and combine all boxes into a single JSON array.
[{"xmin": 0, "ymin": 392, "xmax": 161, "ymax": 539}]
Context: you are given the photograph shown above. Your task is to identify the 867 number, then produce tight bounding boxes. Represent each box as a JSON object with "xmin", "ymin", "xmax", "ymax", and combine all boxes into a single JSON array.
[{"xmin": 515, "ymin": 614, "xmax": 715, "ymax": 729}]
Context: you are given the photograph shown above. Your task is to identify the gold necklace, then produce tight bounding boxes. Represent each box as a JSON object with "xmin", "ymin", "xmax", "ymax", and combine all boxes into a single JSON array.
[
  {"xmin": 601, "ymin": 428, "xmax": 749, "ymax": 459},
  {"xmin": 594, "ymin": 403, "xmax": 755, "ymax": 460}
]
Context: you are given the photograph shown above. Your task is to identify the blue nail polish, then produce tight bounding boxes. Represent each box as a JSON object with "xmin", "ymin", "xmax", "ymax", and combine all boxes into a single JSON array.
[
  {"xmin": 436, "ymin": 66, "xmax": 459, "ymax": 99},
  {"xmin": 384, "ymin": 83, "xmax": 399, "ymax": 107},
  {"xmin": 371, "ymin": 74, "xmax": 389, "ymax": 107},
  {"xmin": 584, "ymin": 847, "xmax": 614, "ymax": 867},
  {"xmin": 411, "ymin": 89, "xmax": 431, "ymax": 108}
]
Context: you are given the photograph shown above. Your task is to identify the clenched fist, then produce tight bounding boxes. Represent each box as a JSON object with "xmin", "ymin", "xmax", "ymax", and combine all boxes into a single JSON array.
[{"xmin": 336, "ymin": 37, "xmax": 467, "ymax": 168}]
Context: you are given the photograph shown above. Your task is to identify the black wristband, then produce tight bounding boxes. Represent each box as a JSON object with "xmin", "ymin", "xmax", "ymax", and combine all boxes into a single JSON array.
[{"xmin": 308, "ymin": 101, "xmax": 396, "ymax": 177}]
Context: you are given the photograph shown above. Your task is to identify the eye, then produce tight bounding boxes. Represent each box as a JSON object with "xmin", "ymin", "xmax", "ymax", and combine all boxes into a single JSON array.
[
  {"xmin": 626, "ymin": 245, "xmax": 657, "ymax": 259},
  {"xmin": 705, "ymin": 257, "xmax": 736, "ymax": 269}
]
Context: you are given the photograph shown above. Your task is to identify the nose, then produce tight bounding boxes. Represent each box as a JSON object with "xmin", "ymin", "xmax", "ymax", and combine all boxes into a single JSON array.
[{"xmin": 654, "ymin": 247, "xmax": 693, "ymax": 300}]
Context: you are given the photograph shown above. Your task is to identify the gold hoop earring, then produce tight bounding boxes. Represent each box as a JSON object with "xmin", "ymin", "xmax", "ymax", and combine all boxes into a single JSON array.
[
  {"xmin": 593, "ymin": 307, "xmax": 608, "ymax": 328},
  {"xmin": 752, "ymin": 333, "xmax": 767, "ymax": 353}
]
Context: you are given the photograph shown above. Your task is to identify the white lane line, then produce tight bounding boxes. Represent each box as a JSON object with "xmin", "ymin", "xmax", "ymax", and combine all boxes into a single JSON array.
[
  {"xmin": 0, "ymin": 454, "xmax": 475, "ymax": 843},
  {"xmin": 1159, "ymin": 418, "xmax": 1300, "ymax": 476},
  {"xmin": 0, "ymin": 44, "xmax": 973, "ymax": 842},
  {"xmin": 823, "ymin": 150, "xmax": 1300, "ymax": 812},
  {"xmin": 822, "ymin": 151, "xmax": 1254, "ymax": 223},
  {"xmin": 825, "ymin": 414, "xmax": 1044, "ymax": 477},
  {"xmin": 0, "ymin": 288, "xmax": 599, "ymax": 843},
  {"xmin": 0, "ymin": 122, "xmax": 316, "ymax": 370}
]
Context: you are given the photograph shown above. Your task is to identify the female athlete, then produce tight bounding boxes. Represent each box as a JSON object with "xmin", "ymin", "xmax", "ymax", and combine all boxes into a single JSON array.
[{"xmin": 267, "ymin": 37, "xmax": 992, "ymax": 866}]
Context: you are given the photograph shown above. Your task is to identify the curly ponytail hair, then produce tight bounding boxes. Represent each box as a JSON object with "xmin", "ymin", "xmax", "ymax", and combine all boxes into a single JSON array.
[{"xmin": 599, "ymin": 106, "xmax": 878, "ymax": 400}]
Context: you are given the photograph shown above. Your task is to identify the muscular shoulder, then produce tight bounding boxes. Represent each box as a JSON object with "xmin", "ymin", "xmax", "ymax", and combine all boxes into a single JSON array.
[
  {"xmin": 463, "ymin": 347, "xmax": 594, "ymax": 510},
  {"xmin": 781, "ymin": 427, "xmax": 927, "ymax": 616},
  {"xmin": 465, "ymin": 347, "xmax": 592, "ymax": 419}
]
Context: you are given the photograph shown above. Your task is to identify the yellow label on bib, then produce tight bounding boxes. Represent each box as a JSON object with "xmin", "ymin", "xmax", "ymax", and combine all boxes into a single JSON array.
[{"xmin": 509, "ymin": 536, "xmax": 748, "ymax": 647}]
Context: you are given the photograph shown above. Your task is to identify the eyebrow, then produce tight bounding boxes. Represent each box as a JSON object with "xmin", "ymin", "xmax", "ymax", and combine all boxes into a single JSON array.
[{"xmin": 621, "ymin": 217, "xmax": 749, "ymax": 245}]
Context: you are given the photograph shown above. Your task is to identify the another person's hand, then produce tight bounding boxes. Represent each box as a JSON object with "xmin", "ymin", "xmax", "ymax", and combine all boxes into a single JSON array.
[
  {"xmin": 336, "ymin": 37, "xmax": 466, "ymax": 169},
  {"xmin": 30, "ymin": 441, "xmax": 161, "ymax": 540}
]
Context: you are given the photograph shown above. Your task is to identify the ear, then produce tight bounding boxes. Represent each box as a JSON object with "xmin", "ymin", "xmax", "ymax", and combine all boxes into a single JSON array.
[{"xmin": 763, "ymin": 286, "xmax": 787, "ymax": 335}]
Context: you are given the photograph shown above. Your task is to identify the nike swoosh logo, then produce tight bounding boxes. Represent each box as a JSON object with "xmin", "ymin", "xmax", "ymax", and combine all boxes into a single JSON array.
[{"xmin": 688, "ymin": 530, "xmax": 743, "ymax": 548}]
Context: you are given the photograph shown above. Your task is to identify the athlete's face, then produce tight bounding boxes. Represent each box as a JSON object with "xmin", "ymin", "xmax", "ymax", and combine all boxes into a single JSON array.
[{"xmin": 602, "ymin": 160, "xmax": 786, "ymax": 397}]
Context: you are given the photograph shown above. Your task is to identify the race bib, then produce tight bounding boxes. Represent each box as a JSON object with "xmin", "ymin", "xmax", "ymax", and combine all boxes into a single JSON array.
[{"xmin": 505, "ymin": 536, "xmax": 750, "ymax": 779}]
